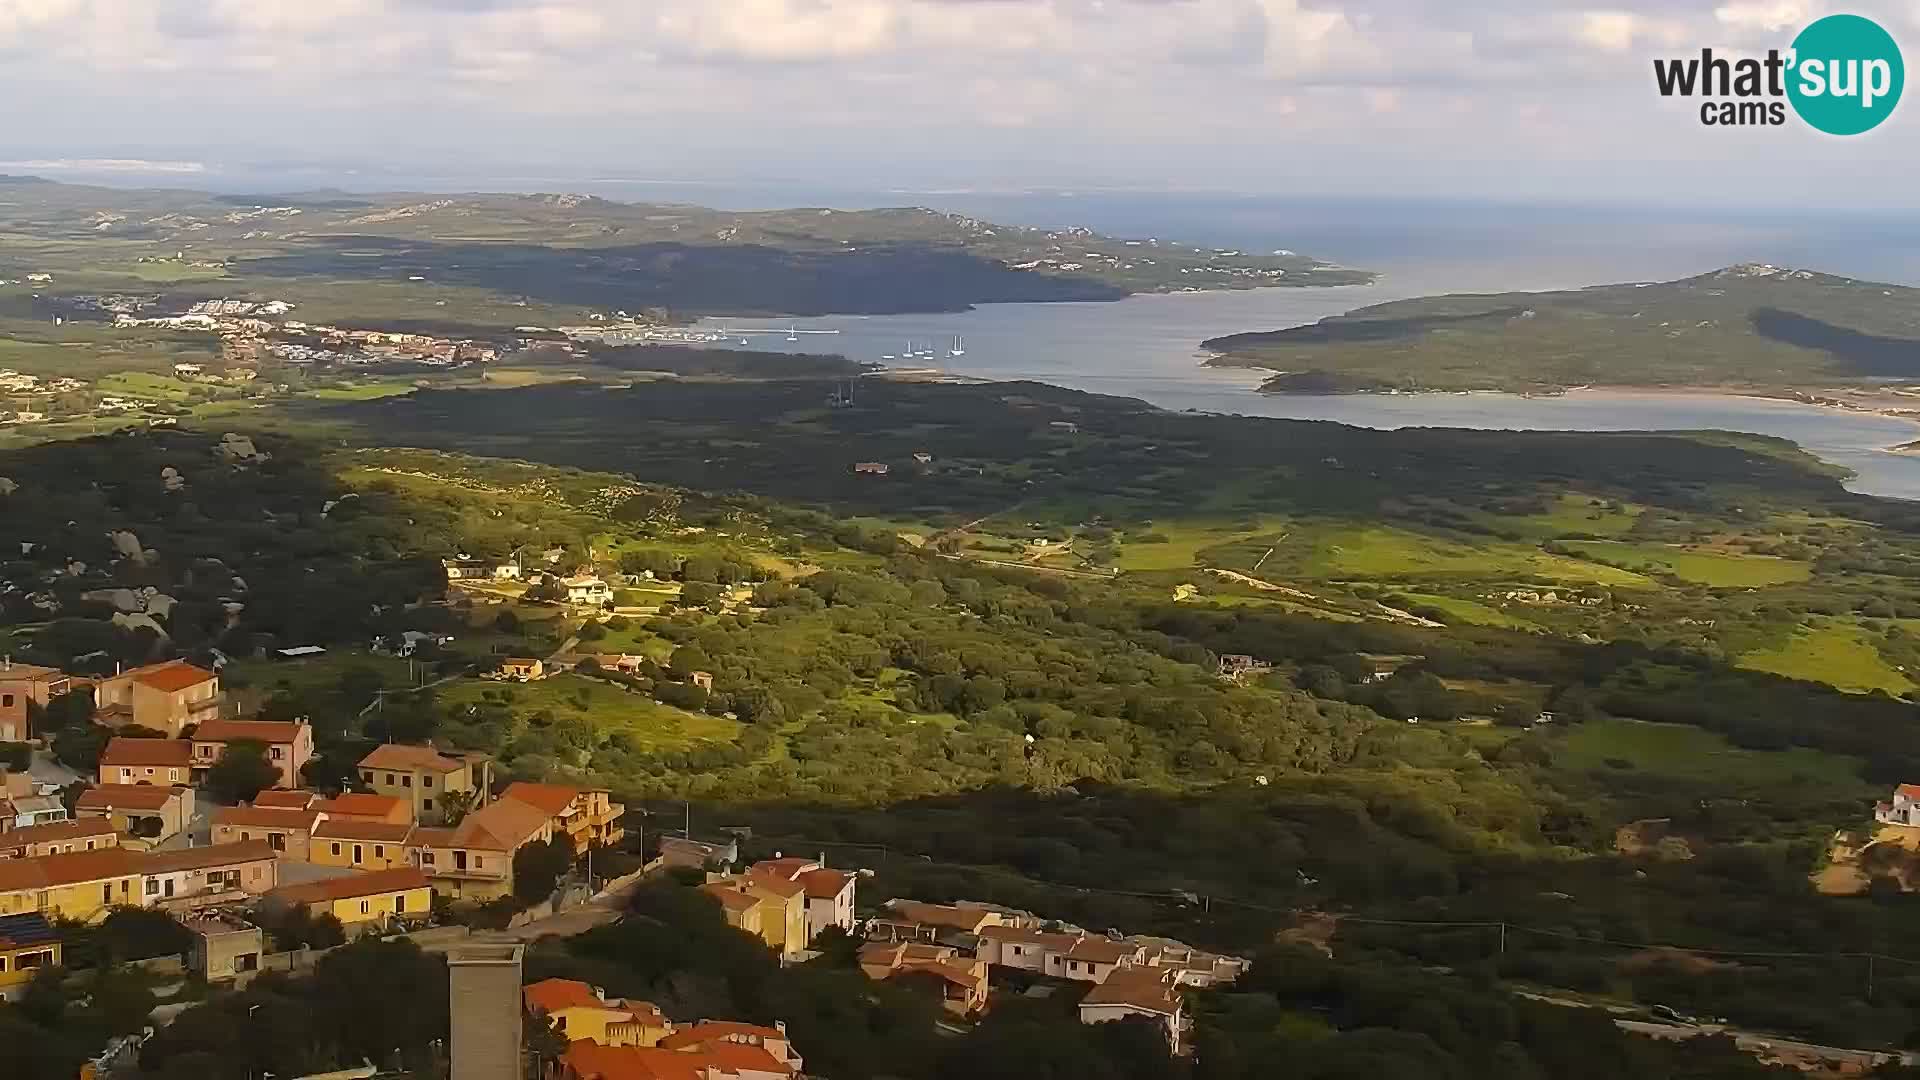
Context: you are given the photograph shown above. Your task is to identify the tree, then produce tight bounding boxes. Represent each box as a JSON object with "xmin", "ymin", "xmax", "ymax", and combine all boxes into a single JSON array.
[
  {"xmin": 52, "ymin": 724, "xmax": 107, "ymax": 772},
  {"xmin": 513, "ymin": 834, "xmax": 575, "ymax": 905},
  {"xmin": 205, "ymin": 740, "xmax": 281, "ymax": 803}
]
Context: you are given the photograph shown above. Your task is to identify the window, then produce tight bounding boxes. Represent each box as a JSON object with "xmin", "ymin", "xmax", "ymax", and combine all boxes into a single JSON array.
[
  {"xmin": 120, "ymin": 769, "xmax": 131, "ymax": 780},
  {"xmin": 103, "ymin": 883, "xmax": 112, "ymax": 904},
  {"xmin": 2, "ymin": 693, "xmax": 12, "ymax": 706},
  {"xmin": 421, "ymin": 851, "xmax": 435, "ymax": 866},
  {"xmin": 242, "ymin": 832, "xmax": 251, "ymax": 841},
  {"xmin": 360, "ymin": 770, "xmax": 373, "ymax": 784},
  {"xmin": 473, "ymin": 856, "xmax": 482, "ymax": 869},
  {"xmin": 360, "ymin": 900, "xmax": 370, "ymax": 914},
  {"xmin": 271, "ymin": 746, "xmax": 284, "ymax": 760},
  {"xmin": 145, "ymin": 879, "xmax": 159, "ymax": 896},
  {"xmin": 331, "ymin": 842, "xmax": 342, "ymax": 856},
  {"xmin": 374, "ymin": 845, "xmax": 385, "ymax": 859},
  {"xmin": 453, "ymin": 850, "xmax": 467, "ymax": 870},
  {"xmin": 423, "ymin": 776, "xmax": 434, "ymax": 789},
  {"xmin": 86, "ymin": 841, "xmax": 95, "ymax": 850},
  {"xmin": 385, "ymin": 772, "xmax": 396, "ymax": 785},
  {"xmin": 423, "ymin": 798, "xmax": 434, "ymax": 812},
  {"xmin": 395, "ymin": 894, "xmax": 406, "ymax": 913},
  {"xmin": 18, "ymin": 950, "xmax": 47, "ymax": 969},
  {"xmin": 353, "ymin": 844, "xmax": 364, "ymax": 863},
  {"xmin": 0, "ymin": 958, "xmax": 6, "ymax": 972},
  {"xmin": 401, "ymin": 774, "xmax": 412, "ymax": 788}
]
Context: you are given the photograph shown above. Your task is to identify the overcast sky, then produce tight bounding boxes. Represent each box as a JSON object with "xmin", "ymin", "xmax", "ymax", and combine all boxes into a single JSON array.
[{"xmin": 2, "ymin": 0, "xmax": 1916, "ymax": 208}]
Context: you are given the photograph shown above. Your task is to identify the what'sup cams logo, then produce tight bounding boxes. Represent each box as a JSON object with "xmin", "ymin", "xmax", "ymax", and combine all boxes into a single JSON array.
[{"xmin": 1654, "ymin": 13, "xmax": 1903, "ymax": 133}]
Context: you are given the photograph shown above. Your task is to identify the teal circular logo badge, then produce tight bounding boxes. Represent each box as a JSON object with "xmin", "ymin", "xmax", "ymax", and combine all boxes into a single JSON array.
[{"xmin": 1787, "ymin": 14, "xmax": 1904, "ymax": 135}]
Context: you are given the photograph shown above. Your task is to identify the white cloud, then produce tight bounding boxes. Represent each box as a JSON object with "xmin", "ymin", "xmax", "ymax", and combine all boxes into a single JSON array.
[{"xmin": 1713, "ymin": 0, "xmax": 1818, "ymax": 33}]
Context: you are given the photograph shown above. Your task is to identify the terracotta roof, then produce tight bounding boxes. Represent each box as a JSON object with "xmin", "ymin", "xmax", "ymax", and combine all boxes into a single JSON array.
[
  {"xmin": 686, "ymin": 1042, "xmax": 795, "ymax": 1077},
  {"xmin": 412, "ymin": 826, "xmax": 458, "ymax": 847},
  {"xmin": 657, "ymin": 1021, "xmax": 789, "ymax": 1049},
  {"xmin": 523, "ymin": 978, "xmax": 604, "ymax": 1014},
  {"xmin": 0, "ymin": 847, "xmax": 143, "ymax": 892},
  {"xmin": 499, "ymin": 781, "xmax": 586, "ymax": 817},
  {"xmin": 315, "ymin": 792, "xmax": 406, "ymax": 820},
  {"xmin": 1898, "ymin": 783, "xmax": 1920, "ymax": 801},
  {"xmin": 700, "ymin": 884, "xmax": 764, "ymax": 913},
  {"xmin": 214, "ymin": 805, "xmax": 321, "ymax": 831},
  {"xmin": 0, "ymin": 817, "xmax": 117, "ymax": 849},
  {"xmin": 563, "ymin": 1042, "xmax": 705, "ymax": 1080},
  {"xmin": 452, "ymin": 796, "xmax": 553, "ymax": 851},
  {"xmin": 1064, "ymin": 937, "xmax": 1140, "ymax": 964},
  {"xmin": 78, "ymin": 783, "xmax": 187, "ymax": 812},
  {"xmin": 797, "ymin": 868, "xmax": 852, "ymax": 899},
  {"xmin": 1080, "ymin": 969, "xmax": 1182, "ymax": 1015},
  {"xmin": 743, "ymin": 871, "xmax": 806, "ymax": 900},
  {"xmin": 99, "ymin": 737, "xmax": 193, "ymax": 767},
  {"xmin": 130, "ymin": 660, "xmax": 217, "ymax": 694},
  {"xmin": 253, "ymin": 790, "xmax": 320, "ymax": 810},
  {"xmin": 193, "ymin": 718, "xmax": 305, "ymax": 744},
  {"xmin": 749, "ymin": 857, "xmax": 816, "ymax": 881},
  {"xmin": 140, "ymin": 840, "xmax": 276, "ymax": 874},
  {"xmin": 358, "ymin": 743, "xmax": 475, "ymax": 773},
  {"xmin": 313, "ymin": 818, "xmax": 414, "ymax": 843},
  {"xmin": 882, "ymin": 899, "xmax": 1002, "ymax": 932},
  {"xmin": 268, "ymin": 866, "xmax": 430, "ymax": 905}
]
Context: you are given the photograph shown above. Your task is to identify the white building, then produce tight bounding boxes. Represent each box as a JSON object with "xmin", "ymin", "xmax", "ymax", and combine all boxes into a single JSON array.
[{"xmin": 1876, "ymin": 784, "xmax": 1920, "ymax": 826}]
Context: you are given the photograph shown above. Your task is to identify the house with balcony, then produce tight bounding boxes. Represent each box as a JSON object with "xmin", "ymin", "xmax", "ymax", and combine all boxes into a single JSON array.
[
  {"xmin": 357, "ymin": 743, "xmax": 492, "ymax": 825},
  {"xmin": 139, "ymin": 840, "xmax": 278, "ymax": 911},
  {"xmin": 1078, "ymin": 968, "xmax": 1189, "ymax": 1055},
  {"xmin": 93, "ymin": 660, "xmax": 221, "ymax": 737},
  {"xmin": 408, "ymin": 795, "xmax": 554, "ymax": 900},
  {"xmin": 857, "ymin": 941, "xmax": 990, "ymax": 1016},
  {"xmin": 97, "ymin": 738, "xmax": 194, "ymax": 787},
  {"xmin": 190, "ymin": 718, "xmax": 314, "ymax": 789},
  {"xmin": 0, "ymin": 660, "xmax": 73, "ymax": 743},
  {"xmin": 498, "ymin": 782, "xmax": 625, "ymax": 852},
  {"xmin": 523, "ymin": 978, "xmax": 672, "ymax": 1048}
]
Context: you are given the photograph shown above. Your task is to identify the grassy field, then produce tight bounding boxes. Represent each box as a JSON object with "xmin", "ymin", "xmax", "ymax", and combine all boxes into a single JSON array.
[
  {"xmin": 1398, "ymin": 593, "xmax": 1541, "ymax": 630},
  {"xmin": 1737, "ymin": 622, "xmax": 1915, "ymax": 695},
  {"xmin": 1290, "ymin": 526, "xmax": 1652, "ymax": 586},
  {"xmin": 1551, "ymin": 717, "xmax": 1869, "ymax": 794},
  {"xmin": 1559, "ymin": 540, "xmax": 1811, "ymax": 587},
  {"xmin": 1480, "ymin": 493, "xmax": 1643, "ymax": 539},
  {"xmin": 439, "ymin": 672, "xmax": 739, "ymax": 750},
  {"xmin": 1112, "ymin": 518, "xmax": 1288, "ymax": 572}
]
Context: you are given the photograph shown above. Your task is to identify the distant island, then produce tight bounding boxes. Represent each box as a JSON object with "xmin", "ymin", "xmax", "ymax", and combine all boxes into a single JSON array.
[
  {"xmin": 0, "ymin": 176, "xmax": 1370, "ymax": 322},
  {"xmin": 1202, "ymin": 264, "xmax": 1920, "ymax": 395}
]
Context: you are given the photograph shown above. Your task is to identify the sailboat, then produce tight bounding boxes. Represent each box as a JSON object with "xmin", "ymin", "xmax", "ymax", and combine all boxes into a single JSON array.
[{"xmin": 949, "ymin": 335, "xmax": 966, "ymax": 358}]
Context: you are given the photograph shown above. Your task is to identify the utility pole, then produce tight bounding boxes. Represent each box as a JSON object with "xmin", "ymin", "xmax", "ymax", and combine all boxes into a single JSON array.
[{"xmin": 1498, "ymin": 922, "xmax": 1507, "ymax": 956}]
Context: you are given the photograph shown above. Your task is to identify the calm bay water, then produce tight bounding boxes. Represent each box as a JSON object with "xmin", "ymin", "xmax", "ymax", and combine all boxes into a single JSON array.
[{"xmin": 685, "ymin": 198, "xmax": 1920, "ymax": 500}]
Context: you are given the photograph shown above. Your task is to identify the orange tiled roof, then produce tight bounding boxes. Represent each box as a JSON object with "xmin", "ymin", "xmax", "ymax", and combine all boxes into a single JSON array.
[
  {"xmin": 744, "ymin": 871, "xmax": 806, "ymax": 900},
  {"xmin": 268, "ymin": 866, "xmax": 429, "ymax": 905},
  {"xmin": 499, "ymin": 781, "xmax": 585, "ymax": 817},
  {"xmin": 77, "ymin": 783, "xmax": 185, "ymax": 812},
  {"xmin": 563, "ymin": 1042, "xmax": 705, "ymax": 1080},
  {"xmin": 193, "ymin": 718, "xmax": 305, "ymax": 744},
  {"xmin": 749, "ymin": 857, "xmax": 816, "ymax": 881},
  {"xmin": 700, "ymin": 884, "xmax": 763, "ymax": 913},
  {"xmin": 523, "ymin": 978, "xmax": 605, "ymax": 1015},
  {"xmin": 139, "ymin": 840, "xmax": 276, "ymax": 875},
  {"xmin": 1081, "ymin": 969, "xmax": 1182, "ymax": 1015},
  {"xmin": 99, "ymin": 737, "xmax": 193, "ymax": 767},
  {"xmin": 0, "ymin": 817, "xmax": 116, "ymax": 849},
  {"xmin": 130, "ymin": 660, "xmax": 217, "ymax": 694},
  {"xmin": 452, "ymin": 796, "xmax": 552, "ymax": 851},
  {"xmin": 358, "ymin": 743, "xmax": 475, "ymax": 773},
  {"xmin": 214, "ymin": 805, "xmax": 321, "ymax": 831},
  {"xmin": 0, "ymin": 847, "xmax": 143, "ymax": 893},
  {"xmin": 312, "ymin": 818, "xmax": 414, "ymax": 843},
  {"xmin": 797, "ymin": 868, "xmax": 852, "ymax": 899},
  {"xmin": 657, "ymin": 1020, "xmax": 789, "ymax": 1048},
  {"xmin": 315, "ymin": 792, "xmax": 406, "ymax": 820}
]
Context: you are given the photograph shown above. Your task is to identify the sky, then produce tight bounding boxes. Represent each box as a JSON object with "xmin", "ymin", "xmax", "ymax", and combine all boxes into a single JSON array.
[{"xmin": 2, "ymin": 0, "xmax": 1919, "ymax": 209}]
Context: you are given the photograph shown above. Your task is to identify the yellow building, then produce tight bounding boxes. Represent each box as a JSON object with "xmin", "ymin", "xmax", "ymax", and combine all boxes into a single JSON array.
[
  {"xmin": 703, "ymin": 870, "xmax": 807, "ymax": 959},
  {"xmin": 357, "ymin": 743, "xmax": 493, "ymax": 825},
  {"xmin": 312, "ymin": 819, "xmax": 416, "ymax": 871},
  {"xmin": 92, "ymin": 660, "xmax": 221, "ymax": 737},
  {"xmin": 0, "ymin": 912, "xmax": 60, "ymax": 1000},
  {"xmin": 0, "ymin": 848, "xmax": 144, "ymax": 922},
  {"xmin": 699, "ymin": 882, "xmax": 766, "ymax": 940},
  {"xmin": 522, "ymin": 978, "xmax": 672, "ymax": 1047},
  {"xmin": 263, "ymin": 867, "xmax": 433, "ymax": 933}
]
